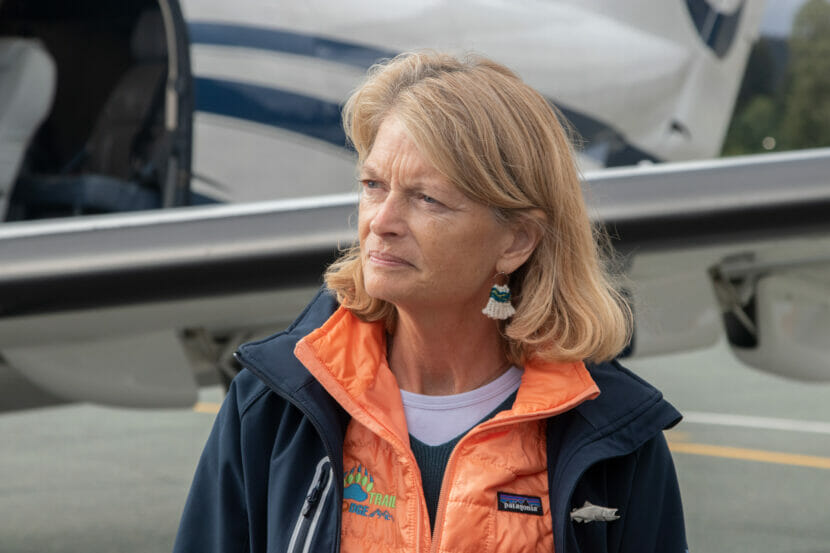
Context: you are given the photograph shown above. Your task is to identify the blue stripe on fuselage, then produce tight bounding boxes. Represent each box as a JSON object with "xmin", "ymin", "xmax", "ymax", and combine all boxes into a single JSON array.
[
  {"xmin": 194, "ymin": 77, "xmax": 346, "ymax": 147},
  {"xmin": 189, "ymin": 23, "xmax": 659, "ymax": 165},
  {"xmin": 189, "ymin": 21, "xmax": 396, "ymax": 69}
]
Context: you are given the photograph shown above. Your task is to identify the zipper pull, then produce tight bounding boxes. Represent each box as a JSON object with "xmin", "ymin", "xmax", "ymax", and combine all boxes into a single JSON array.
[{"xmin": 302, "ymin": 466, "xmax": 329, "ymax": 517}]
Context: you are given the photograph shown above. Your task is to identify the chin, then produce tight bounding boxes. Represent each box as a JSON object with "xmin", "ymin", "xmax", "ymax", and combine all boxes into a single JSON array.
[
  {"xmin": 363, "ymin": 265, "xmax": 399, "ymax": 296},
  {"xmin": 363, "ymin": 279, "xmax": 400, "ymax": 304},
  {"xmin": 363, "ymin": 276, "xmax": 416, "ymax": 307}
]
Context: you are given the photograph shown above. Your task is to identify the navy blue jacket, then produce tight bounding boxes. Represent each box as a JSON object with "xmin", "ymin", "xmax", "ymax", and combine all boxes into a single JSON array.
[{"xmin": 174, "ymin": 288, "xmax": 687, "ymax": 552}]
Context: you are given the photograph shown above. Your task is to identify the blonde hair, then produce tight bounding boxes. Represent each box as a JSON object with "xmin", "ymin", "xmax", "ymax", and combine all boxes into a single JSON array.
[{"xmin": 325, "ymin": 51, "xmax": 632, "ymax": 364}]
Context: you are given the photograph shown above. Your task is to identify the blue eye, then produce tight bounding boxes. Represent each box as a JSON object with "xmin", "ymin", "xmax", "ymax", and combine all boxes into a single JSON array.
[
  {"xmin": 363, "ymin": 180, "xmax": 379, "ymax": 189},
  {"xmin": 420, "ymin": 194, "xmax": 437, "ymax": 204}
]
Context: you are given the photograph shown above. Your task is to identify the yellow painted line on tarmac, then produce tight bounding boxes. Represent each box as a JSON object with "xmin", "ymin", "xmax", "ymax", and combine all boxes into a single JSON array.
[
  {"xmin": 668, "ymin": 441, "xmax": 830, "ymax": 470},
  {"xmin": 193, "ymin": 401, "xmax": 222, "ymax": 414},
  {"xmin": 664, "ymin": 430, "xmax": 691, "ymax": 443}
]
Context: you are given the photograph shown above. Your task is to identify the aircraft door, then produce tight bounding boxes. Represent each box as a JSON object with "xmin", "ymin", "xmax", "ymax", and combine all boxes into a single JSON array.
[
  {"xmin": 157, "ymin": 0, "xmax": 193, "ymax": 208},
  {"xmin": 0, "ymin": 0, "xmax": 193, "ymax": 221}
]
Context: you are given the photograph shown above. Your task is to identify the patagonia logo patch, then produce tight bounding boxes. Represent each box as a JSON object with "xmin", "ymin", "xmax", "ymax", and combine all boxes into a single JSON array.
[{"xmin": 497, "ymin": 492, "xmax": 543, "ymax": 516}]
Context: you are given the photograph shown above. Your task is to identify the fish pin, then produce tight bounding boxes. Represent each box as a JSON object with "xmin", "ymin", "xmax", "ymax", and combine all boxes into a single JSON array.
[{"xmin": 570, "ymin": 501, "xmax": 620, "ymax": 523}]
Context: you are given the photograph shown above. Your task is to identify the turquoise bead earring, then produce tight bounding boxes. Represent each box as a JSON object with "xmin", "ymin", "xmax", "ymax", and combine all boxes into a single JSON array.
[{"xmin": 482, "ymin": 277, "xmax": 516, "ymax": 320}]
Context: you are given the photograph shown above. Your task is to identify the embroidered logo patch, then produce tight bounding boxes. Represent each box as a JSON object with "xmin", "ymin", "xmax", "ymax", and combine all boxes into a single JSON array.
[
  {"xmin": 343, "ymin": 465, "xmax": 396, "ymax": 522},
  {"xmin": 497, "ymin": 492, "xmax": 543, "ymax": 516}
]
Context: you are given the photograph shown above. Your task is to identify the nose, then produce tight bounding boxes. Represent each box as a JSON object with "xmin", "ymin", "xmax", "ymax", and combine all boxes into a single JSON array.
[{"xmin": 368, "ymin": 192, "xmax": 406, "ymax": 237}]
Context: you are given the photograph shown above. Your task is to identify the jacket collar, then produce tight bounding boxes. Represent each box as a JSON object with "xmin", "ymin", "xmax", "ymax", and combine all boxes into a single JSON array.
[
  {"xmin": 235, "ymin": 288, "xmax": 340, "ymax": 398},
  {"xmin": 293, "ymin": 302, "xmax": 601, "ymax": 448},
  {"xmin": 237, "ymin": 287, "xmax": 679, "ymax": 454}
]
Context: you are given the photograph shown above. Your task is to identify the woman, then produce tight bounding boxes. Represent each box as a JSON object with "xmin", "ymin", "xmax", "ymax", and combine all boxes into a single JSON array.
[{"xmin": 174, "ymin": 51, "xmax": 686, "ymax": 553}]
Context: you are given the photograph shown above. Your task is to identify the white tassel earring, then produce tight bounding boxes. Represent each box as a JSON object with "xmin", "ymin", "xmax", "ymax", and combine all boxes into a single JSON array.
[{"xmin": 482, "ymin": 282, "xmax": 516, "ymax": 320}]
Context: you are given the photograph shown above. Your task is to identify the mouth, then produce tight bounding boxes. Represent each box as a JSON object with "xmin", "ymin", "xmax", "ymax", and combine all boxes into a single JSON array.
[{"xmin": 366, "ymin": 250, "xmax": 414, "ymax": 268}]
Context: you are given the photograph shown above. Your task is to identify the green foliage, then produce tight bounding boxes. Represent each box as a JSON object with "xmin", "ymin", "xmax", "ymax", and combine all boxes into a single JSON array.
[
  {"xmin": 722, "ymin": 95, "xmax": 780, "ymax": 155},
  {"xmin": 780, "ymin": 0, "xmax": 830, "ymax": 149},
  {"xmin": 722, "ymin": 0, "xmax": 830, "ymax": 156},
  {"xmin": 733, "ymin": 37, "xmax": 778, "ymax": 111}
]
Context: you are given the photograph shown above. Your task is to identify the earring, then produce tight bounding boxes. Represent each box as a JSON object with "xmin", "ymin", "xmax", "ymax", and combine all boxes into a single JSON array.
[{"xmin": 482, "ymin": 282, "xmax": 516, "ymax": 320}]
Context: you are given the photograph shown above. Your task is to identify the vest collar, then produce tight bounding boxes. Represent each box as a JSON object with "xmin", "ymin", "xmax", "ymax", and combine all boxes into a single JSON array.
[{"xmin": 294, "ymin": 305, "xmax": 600, "ymax": 447}]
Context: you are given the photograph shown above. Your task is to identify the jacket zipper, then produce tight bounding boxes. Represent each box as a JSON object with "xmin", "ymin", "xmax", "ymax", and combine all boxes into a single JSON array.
[
  {"xmin": 233, "ymin": 350, "xmax": 343, "ymax": 553},
  {"xmin": 287, "ymin": 456, "xmax": 333, "ymax": 553},
  {"xmin": 291, "ymin": 340, "xmax": 434, "ymax": 553}
]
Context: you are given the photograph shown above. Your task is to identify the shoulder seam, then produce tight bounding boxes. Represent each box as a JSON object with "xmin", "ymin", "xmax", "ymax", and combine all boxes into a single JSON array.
[
  {"xmin": 238, "ymin": 383, "xmax": 272, "ymax": 418},
  {"xmin": 579, "ymin": 359, "xmax": 665, "ymax": 433},
  {"xmin": 587, "ymin": 388, "xmax": 662, "ymax": 436}
]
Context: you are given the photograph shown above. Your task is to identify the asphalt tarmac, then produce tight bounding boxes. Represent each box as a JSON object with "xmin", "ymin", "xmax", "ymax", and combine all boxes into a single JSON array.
[{"xmin": 2, "ymin": 340, "xmax": 829, "ymax": 553}]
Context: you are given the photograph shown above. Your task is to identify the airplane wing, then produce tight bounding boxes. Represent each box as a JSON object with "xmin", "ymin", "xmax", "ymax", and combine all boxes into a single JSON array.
[{"xmin": 2, "ymin": 147, "xmax": 829, "ymax": 410}]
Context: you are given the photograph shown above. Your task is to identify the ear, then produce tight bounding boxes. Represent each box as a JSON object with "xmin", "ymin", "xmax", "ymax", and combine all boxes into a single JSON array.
[{"xmin": 496, "ymin": 209, "xmax": 544, "ymax": 275}]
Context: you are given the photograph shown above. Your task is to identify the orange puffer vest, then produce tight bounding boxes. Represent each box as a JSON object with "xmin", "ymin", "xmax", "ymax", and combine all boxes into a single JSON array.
[{"xmin": 295, "ymin": 305, "xmax": 600, "ymax": 553}]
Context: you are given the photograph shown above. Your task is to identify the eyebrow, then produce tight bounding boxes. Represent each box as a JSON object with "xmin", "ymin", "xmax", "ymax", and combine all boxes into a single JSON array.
[
  {"xmin": 359, "ymin": 163, "xmax": 439, "ymax": 183},
  {"xmin": 358, "ymin": 164, "xmax": 381, "ymax": 179}
]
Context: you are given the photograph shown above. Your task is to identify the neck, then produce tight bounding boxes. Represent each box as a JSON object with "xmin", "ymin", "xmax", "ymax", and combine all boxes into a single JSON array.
[{"xmin": 388, "ymin": 305, "xmax": 509, "ymax": 395}]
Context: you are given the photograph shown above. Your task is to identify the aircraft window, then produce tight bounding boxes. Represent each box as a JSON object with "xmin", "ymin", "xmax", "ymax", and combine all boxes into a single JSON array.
[
  {"xmin": 685, "ymin": 0, "xmax": 745, "ymax": 58},
  {"xmin": 0, "ymin": 1, "xmax": 172, "ymax": 221}
]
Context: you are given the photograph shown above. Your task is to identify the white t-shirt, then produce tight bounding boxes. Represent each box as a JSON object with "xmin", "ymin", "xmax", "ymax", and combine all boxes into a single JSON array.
[{"xmin": 399, "ymin": 366, "xmax": 523, "ymax": 446}]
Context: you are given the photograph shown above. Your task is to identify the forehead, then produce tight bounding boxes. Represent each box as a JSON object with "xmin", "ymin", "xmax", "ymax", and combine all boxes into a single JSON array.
[{"xmin": 361, "ymin": 117, "xmax": 442, "ymax": 179}]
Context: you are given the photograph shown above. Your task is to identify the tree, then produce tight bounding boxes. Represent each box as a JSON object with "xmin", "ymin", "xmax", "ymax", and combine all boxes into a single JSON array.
[
  {"xmin": 722, "ymin": 0, "xmax": 830, "ymax": 156},
  {"xmin": 722, "ymin": 36, "xmax": 784, "ymax": 155},
  {"xmin": 779, "ymin": 0, "xmax": 830, "ymax": 149},
  {"xmin": 722, "ymin": 95, "xmax": 780, "ymax": 155}
]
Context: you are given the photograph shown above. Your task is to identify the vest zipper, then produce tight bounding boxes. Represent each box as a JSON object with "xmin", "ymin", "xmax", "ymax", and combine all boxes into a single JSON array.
[{"xmin": 287, "ymin": 456, "xmax": 333, "ymax": 553}]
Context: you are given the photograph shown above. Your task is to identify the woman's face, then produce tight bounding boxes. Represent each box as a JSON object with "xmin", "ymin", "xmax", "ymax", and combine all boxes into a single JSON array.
[{"xmin": 358, "ymin": 116, "xmax": 517, "ymax": 314}]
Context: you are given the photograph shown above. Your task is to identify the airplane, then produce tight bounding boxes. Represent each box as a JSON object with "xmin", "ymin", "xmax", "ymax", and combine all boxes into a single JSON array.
[
  {"xmin": 3, "ymin": 0, "xmax": 828, "ymax": 413},
  {"xmin": 1, "ymin": 0, "xmax": 762, "ymax": 216},
  {"xmin": 2, "ymin": 145, "xmax": 829, "ymax": 412}
]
